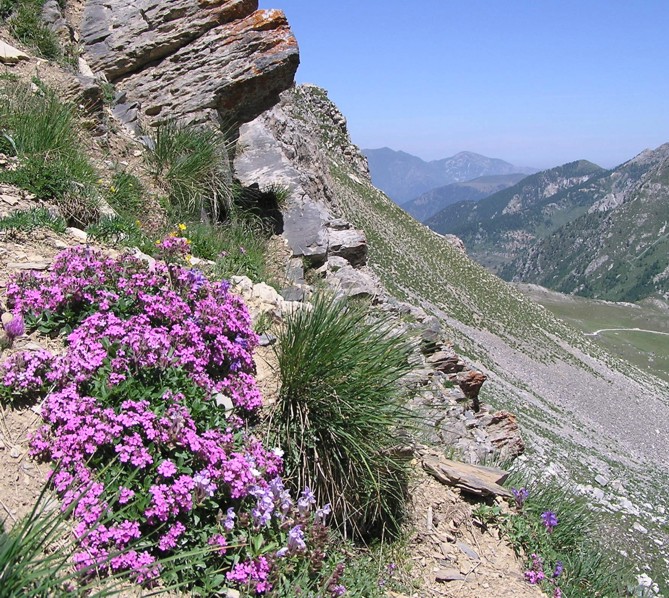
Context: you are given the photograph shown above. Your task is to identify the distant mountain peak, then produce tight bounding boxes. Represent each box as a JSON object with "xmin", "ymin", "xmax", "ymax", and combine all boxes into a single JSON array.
[{"xmin": 363, "ymin": 147, "xmax": 539, "ymax": 204}]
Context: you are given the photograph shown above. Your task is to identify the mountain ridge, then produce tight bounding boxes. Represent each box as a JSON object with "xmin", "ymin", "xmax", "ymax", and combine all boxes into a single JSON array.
[
  {"xmin": 425, "ymin": 159, "xmax": 606, "ymax": 270},
  {"xmin": 363, "ymin": 146, "xmax": 538, "ymax": 204},
  {"xmin": 507, "ymin": 143, "xmax": 669, "ymax": 301},
  {"xmin": 402, "ymin": 172, "xmax": 528, "ymax": 222}
]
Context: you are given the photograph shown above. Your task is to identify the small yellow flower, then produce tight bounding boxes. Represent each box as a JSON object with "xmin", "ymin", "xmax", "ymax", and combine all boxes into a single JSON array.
[
  {"xmin": 135, "ymin": 220, "xmax": 142, "ymax": 228},
  {"xmin": 109, "ymin": 185, "xmax": 117, "ymax": 193},
  {"xmin": 185, "ymin": 255, "xmax": 192, "ymax": 264},
  {"xmin": 178, "ymin": 223, "xmax": 187, "ymax": 232},
  {"xmin": 185, "ymin": 238, "xmax": 192, "ymax": 245}
]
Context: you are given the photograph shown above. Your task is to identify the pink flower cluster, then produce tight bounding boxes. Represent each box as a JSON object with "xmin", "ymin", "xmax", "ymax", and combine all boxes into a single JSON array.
[
  {"xmin": 5, "ymin": 246, "xmax": 261, "ymax": 409},
  {"xmin": 1, "ymin": 245, "xmax": 337, "ymax": 593}
]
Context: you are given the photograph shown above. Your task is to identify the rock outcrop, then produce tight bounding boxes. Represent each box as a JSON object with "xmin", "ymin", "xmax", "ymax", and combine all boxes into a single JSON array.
[
  {"xmin": 81, "ymin": 0, "xmax": 299, "ymax": 129},
  {"xmin": 234, "ymin": 85, "xmax": 527, "ymax": 464},
  {"xmin": 235, "ymin": 85, "xmax": 377, "ymax": 297}
]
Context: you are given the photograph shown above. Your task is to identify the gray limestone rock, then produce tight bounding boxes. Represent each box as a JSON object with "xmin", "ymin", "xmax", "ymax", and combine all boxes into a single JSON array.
[
  {"xmin": 42, "ymin": 0, "xmax": 71, "ymax": 39},
  {"xmin": 282, "ymin": 201, "xmax": 329, "ymax": 266},
  {"xmin": 81, "ymin": 0, "xmax": 257, "ymax": 79},
  {"xmin": 327, "ymin": 265, "xmax": 382, "ymax": 298},
  {"xmin": 327, "ymin": 227, "xmax": 367, "ymax": 267}
]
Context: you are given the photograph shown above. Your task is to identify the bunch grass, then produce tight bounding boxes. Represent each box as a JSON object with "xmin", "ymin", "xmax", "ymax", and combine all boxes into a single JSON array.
[
  {"xmin": 0, "ymin": 80, "xmax": 99, "ymax": 222},
  {"xmin": 0, "ymin": 206, "xmax": 66, "ymax": 235},
  {"xmin": 3, "ymin": 0, "xmax": 61, "ymax": 60},
  {"xmin": 269, "ymin": 294, "xmax": 416, "ymax": 539},
  {"xmin": 144, "ymin": 121, "xmax": 234, "ymax": 221}
]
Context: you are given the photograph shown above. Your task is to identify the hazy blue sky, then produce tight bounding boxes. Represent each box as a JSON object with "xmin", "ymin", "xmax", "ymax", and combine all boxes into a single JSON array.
[{"xmin": 259, "ymin": 0, "xmax": 668, "ymax": 169}]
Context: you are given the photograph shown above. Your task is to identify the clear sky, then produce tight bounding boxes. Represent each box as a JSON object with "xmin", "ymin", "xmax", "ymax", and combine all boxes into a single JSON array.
[{"xmin": 259, "ymin": 0, "xmax": 669, "ymax": 169}]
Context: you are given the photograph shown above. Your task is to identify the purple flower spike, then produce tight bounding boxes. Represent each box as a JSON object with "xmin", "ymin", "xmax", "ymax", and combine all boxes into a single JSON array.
[
  {"xmin": 4, "ymin": 314, "xmax": 25, "ymax": 339},
  {"xmin": 511, "ymin": 487, "xmax": 530, "ymax": 509},
  {"xmin": 541, "ymin": 510, "xmax": 559, "ymax": 532}
]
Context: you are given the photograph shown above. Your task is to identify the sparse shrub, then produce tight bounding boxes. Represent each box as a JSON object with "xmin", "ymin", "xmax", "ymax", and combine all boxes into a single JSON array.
[
  {"xmin": 144, "ymin": 121, "xmax": 234, "ymax": 221},
  {"xmin": 269, "ymin": 294, "xmax": 415, "ymax": 539}
]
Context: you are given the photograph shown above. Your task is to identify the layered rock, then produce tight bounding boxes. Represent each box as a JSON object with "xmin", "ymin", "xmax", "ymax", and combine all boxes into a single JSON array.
[
  {"xmin": 235, "ymin": 85, "xmax": 376, "ymax": 297},
  {"xmin": 81, "ymin": 0, "xmax": 299, "ymax": 128}
]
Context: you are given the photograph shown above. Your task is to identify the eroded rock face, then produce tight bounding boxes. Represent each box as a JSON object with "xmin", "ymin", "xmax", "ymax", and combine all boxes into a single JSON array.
[{"xmin": 81, "ymin": 0, "xmax": 299, "ymax": 127}]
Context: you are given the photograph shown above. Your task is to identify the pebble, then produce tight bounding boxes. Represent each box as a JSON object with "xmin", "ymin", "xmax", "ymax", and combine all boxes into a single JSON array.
[
  {"xmin": 434, "ymin": 568, "xmax": 466, "ymax": 582},
  {"xmin": 66, "ymin": 227, "xmax": 88, "ymax": 242},
  {"xmin": 456, "ymin": 541, "xmax": 480, "ymax": 561},
  {"xmin": 0, "ymin": 194, "xmax": 18, "ymax": 206},
  {"xmin": 10, "ymin": 446, "xmax": 21, "ymax": 458},
  {"xmin": 258, "ymin": 333, "xmax": 276, "ymax": 346},
  {"xmin": 595, "ymin": 474, "xmax": 609, "ymax": 486}
]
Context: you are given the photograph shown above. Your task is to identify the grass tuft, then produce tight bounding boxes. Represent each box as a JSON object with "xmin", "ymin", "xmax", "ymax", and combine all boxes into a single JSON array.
[
  {"xmin": 103, "ymin": 170, "xmax": 146, "ymax": 219},
  {"xmin": 0, "ymin": 80, "xmax": 99, "ymax": 224},
  {"xmin": 144, "ymin": 121, "xmax": 234, "ymax": 221},
  {"xmin": 4, "ymin": 0, "xmax": 61, "ymax": 60},
  {"xmin": 269, "ymin": 294, "xmax": 416, "ymax": 539},
  {"xmin": 0, "ymin": 206, "xmax": 66, "ymax": 235}
]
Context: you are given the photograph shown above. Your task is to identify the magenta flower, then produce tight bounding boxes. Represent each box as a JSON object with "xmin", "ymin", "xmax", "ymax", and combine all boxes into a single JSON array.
[{"xmin": 3, "ymin": 313, "xmax": 24, "ymax": 339}]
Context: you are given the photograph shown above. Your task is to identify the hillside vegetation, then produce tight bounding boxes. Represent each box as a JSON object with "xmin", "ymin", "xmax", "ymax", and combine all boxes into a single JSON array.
[
  {"xmin": 241, "ymin": 84, "xmax": 669, "ymax": 591},
  {"xmin": 426, "ymin": 160, "xmax": 604, "ymax": 271},
  {"xmin": 0, "ymin": 2, "xmax": 668, "ymax": 595}
]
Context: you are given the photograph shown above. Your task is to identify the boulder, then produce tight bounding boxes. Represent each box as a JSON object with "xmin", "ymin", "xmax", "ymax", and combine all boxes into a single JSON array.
[
  {"xmin": 454, "ymin": 370, "xmax": 487, "ymax": 412},
  {"xmin": 327, "ymin": 227, "xmax": 367, "ymax": 267},
  {"xmin": 42, "ymin": 0, "xmax": 71, "ymax": 39},
  {"xmin": 421, "ymin": 450, "xmax": 511, "ymax": 499},
  {"xmin": 82, "ymin": 0, "xmax": 258, "ymax": 79},
  {"xmin": 427, "ymin": 350, "xmax": 466, "ymax": 374},
  {"xmin": 327, "ymin": 265, "xmax": 381, "ymax": 298},
  {"xmin": 283, "ymin": 201, "xmax": 329, "ymax": 266}
]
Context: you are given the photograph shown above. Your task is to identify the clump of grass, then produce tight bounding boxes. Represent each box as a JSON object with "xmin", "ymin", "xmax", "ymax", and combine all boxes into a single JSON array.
[
  {"xmin": 505, "ymin": 476, "xmax": 630, "ymax": 597},
  {"xmin": 269, "ymin": 294, "xmax": 416, "ymax": 539},
  {"xmin": 103, "ymin": 170, "xmax": 146, "ymax": 219},
  {"xmin": 86, "ymin": 216, "xmax": 154, "ymax": 255},
  {"xmin": 3, "ymin": 0, "xmax": 61, "ymax": 60},
  {"xmin": 0, "ymin": 206, "xmax": 66, "ymax": 235},
  {"xmin": 144, "ymin": 121, "xmax": 234, "ymax": 221},
  {"xmin": 0, "ymin": 81, "xmax": 99, "ymax": 224},
  {"xmin": 187, "ymin": 217, "xmax": 270, "ymax": 281}
]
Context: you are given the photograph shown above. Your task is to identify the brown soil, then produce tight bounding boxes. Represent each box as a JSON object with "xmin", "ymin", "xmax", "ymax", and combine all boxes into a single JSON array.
[{"xmin": 398, "ymin": 467, "xmax": 543, "ymax": 598}]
